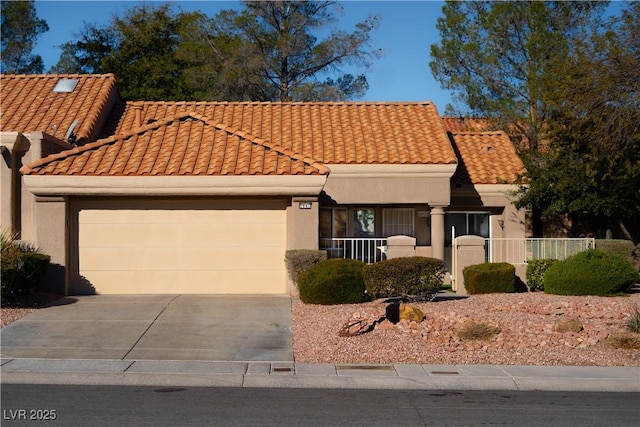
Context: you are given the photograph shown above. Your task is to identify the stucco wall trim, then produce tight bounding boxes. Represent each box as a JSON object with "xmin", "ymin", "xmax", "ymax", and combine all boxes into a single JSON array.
[
  {"xmin": 474, "ymin": 184, "xmax": 521, "ymax": 198},
  {"xmin": 23, "ymin": 175, "xmax": 327, "ymax": 196},
  {"xmin": 1, "ymin": 132, "xmax": 31, "ymax": 152},
  {"xmin": 326, "ymin": 163, "xmax": 457, "ymax": 178}
]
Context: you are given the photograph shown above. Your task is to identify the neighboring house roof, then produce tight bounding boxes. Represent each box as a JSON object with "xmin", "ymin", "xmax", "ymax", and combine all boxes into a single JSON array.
[
  {"xmin": 442, "ymin": 117, "xmax": 494, "ymax": 133},
  {"xmin": 0, "ymin": 74, "xmax": 119, "ymax": 144},
  {"xmin": 21, "ymin": 113, "xmax": 329, "ymax": 176},
  {"xmin": 102, "ymin": 101, "xmax": 458, "ymax": 166},
  {"xmin": 449, "ymin": 131, "xmax": 525, "ymax": 185}
]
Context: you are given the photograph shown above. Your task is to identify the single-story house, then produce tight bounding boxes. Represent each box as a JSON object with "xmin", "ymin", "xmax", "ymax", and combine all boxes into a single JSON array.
[{"xmin": 1, "ymin": 74, "xmax": 526, "ymax": 295}]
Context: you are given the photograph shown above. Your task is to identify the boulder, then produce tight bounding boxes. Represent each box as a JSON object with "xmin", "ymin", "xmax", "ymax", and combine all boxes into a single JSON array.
[
  {"xmin": 385, "ymin": 302, "xmax": 425, "ymax": 324},
  {"xmin": 386, "ymin": 303, "xmax": 400, "ymax": 324},
  {"xmin": 554, "ymin": 316, "xmax": 583, "ymax": 333},
  {"xmin": 400, "ymin": 303, "xmax": 425, "ymax": 322}
]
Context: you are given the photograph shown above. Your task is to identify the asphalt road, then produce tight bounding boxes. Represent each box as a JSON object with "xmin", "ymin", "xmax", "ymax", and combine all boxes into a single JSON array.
[{"xmin": 2, "ymin": 384, "xmax": 638, "ymax": 426}]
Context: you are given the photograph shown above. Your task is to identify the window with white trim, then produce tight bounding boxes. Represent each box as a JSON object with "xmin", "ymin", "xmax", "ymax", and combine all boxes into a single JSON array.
[{"xmin": 382, "ymin": 208, "xmax": 414, "ymax": 237}]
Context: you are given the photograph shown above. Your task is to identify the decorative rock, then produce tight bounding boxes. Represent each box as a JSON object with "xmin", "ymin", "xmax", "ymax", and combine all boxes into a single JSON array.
[
  {"xmin": 338, "ymin": 316, "xmax": 383, "ymax": 337},
  {"xmin": 385, "ymin": 303, "xmax": 400, "ymax": 324},
  {"xmin": 376, "ymin": 319, "xmax": 396, "ymax": 330},
  {"xmin": 399, "ymin": 303, "xmax": 425, "ymax": 323},
  {"xmin": 554, "ymin": 317, "xmax": 584, "ymax": 333}
]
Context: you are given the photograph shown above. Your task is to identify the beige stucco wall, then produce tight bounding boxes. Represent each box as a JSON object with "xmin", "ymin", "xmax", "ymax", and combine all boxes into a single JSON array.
[
  {"xmin": 32, "ymin": 196, "xmax": 68, "ymax": 294},
  {"xmin": 21, "ymin": 163, "xmax": 527, "ymax": 295},
  {"xmin": 453, "ymin": 235, "xmax": 486, "ymax": 294},
  {"xmin": 323, "ymin": 164, "xmax": 456, "ymax": 205},
  {"xmin": 24, "ymin": 175, "xmax": 326, "ymax": 293},
  {"xmin": 286, "ymin": 197, "xmax": 319, "ymax": 251},
  {"xmin": 20, "ymin": 133, "xmax": 72, "ymax": 242},
  {"xmin": 1, "ymin": 132, "xmax": 32, "ymax": 236},
  {"xmin": 451, "ymin": 184, "xmax": 526, "ymax": 240},
  {"xmin": 0, "ymin": 132, "xmax": 72, "ymax": 241},
  {"xmin": 322, "ymin": 164, "xmax": 456, "ymax": 261},
  {"xmin": 1, "ymin": 147, "xmax": 14, "ymax": 232}
]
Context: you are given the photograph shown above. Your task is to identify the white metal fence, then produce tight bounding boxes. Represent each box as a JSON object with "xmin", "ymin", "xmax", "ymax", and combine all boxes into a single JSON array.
[
  {"xmin": 320, "ymin": 238, "xmax": 387, "ymax": 263},
  {"xmin": 321, "ymin": 236, "xmax": 595, "ymax": 269},
  {"xmin": 485, "ymin": 238, "xmax": 596, "ymax": 265},
  {"xmin": 451, "ymin": 237, "xmax": 595, "ymax": 290}
]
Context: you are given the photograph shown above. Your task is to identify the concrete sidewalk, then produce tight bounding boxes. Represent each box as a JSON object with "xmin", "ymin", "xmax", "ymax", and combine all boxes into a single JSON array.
[{"xmin": 1, "ymin": 358, "xmax": 638, "ymax": 392}]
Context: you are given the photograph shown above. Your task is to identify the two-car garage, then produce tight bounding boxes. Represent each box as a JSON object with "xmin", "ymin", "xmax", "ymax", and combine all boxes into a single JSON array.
[{"xmin": 72, "ymin": 199, "xmax": 288, "ymax": 294}]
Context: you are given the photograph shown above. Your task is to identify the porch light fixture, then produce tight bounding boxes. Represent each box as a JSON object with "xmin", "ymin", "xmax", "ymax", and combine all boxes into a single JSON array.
[{"xmin": 497, "ymin": 219, "xmax": 505, "ymax": 229}]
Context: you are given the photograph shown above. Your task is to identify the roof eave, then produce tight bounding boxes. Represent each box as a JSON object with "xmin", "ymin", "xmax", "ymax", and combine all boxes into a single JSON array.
[
  {"xmin": 325, "ymin": 163, "xmax": 458, "ymax": 178},
  {"xmin": 23, "ymin": 175, "xmax": 328, "ymax": 197}
]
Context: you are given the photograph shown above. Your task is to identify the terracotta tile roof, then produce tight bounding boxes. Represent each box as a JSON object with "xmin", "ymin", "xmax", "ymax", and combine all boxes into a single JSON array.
[
  {"xmin": 442, "ymin": 117, "xmax": 494, "ymax": 133},
  {"xmin": 21, "ymin": 112, "xmax": 329, "ymax": 176},
  {"xmin": 0, "ymin": 74, "xmax": 118, "ymax": 143},
  {"xmin": 449, "ymin": 131, "xmax": 525, "ymax": 185},
  {"xmin": 104, "ymin": 101, "xmax": 458, "ymax": 165}
]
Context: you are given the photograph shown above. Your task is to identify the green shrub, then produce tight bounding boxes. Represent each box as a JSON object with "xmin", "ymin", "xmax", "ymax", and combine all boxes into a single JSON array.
[
  {"xmin": 595, "ymin": 239, "xmax": 636, "ymax": 267},
  {"xmin": 526, "ymin": 258, "xmax": 558, "ymax": 292},
  {"xmin": 362, "ymin": 256, "xmax": 444, "ymax": 299},
  {"xmin": 297, "ymin": 259, "xmax": 366, "ymax": 305},
  {"xmin": 544, "ymin": 249, "xmax": 639, "ymax": 296},
  {"xmin": 284, "ymin": 249, "xmax": 327, "ymax": 283},
  {"xmin": 1, "ymin": 229, "xmax": 51, "ymax": 298},
  {"xmin": 463, "ymin": 262, "xmax": 516, "ymax": 294}
]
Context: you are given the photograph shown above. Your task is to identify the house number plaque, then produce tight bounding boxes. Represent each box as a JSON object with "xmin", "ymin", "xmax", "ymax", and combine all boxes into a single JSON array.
[{"xmin": 298, "ymin": 202, "xmax": 312, "ymax": 209}]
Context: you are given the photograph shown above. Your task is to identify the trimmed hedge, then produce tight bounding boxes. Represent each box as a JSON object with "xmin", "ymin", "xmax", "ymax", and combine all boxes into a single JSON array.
[
  {"xmin": 526, "ymin": 259, "xmax": 558, "ymax": 292},
  {"xmin": 297, "ymin": 258, "xmax": 366, "ymax": 305},
  {"xmin": 544, "ymin": 249, "xmax": 639, "ymax": 296},
  {"xmin": 595, "ymin": 239, "xmax": 636, "ymax": 267},
  {"xmin": 284, "ymin": 249, "xmax": 327, "ymax": 283},
  {"xmin": 463, "ymin": 262, "xmax": 516, "ymax": 294},
  {"xmin": 362, "ymin": 256, "xmax": 444, "ymax": 299}
]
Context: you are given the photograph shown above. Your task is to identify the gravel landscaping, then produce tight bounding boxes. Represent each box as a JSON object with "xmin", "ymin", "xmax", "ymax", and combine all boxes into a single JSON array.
[{"xmin": 292, "ymin": 292, "xmax": 640, "ymax": 366}]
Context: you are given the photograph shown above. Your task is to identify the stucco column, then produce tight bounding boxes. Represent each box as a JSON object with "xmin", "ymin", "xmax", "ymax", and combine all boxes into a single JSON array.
[
  {"xmin": 286, "ymin": 196, "xmax": 319, "ymax": 250},
  {"xmin": 286, "ymin": 196, "xmax": 319, "ymax": 297},
  {"xmin": 430, "ymin": 206, "xmax": 446, "ymax": 261},
  {"xmin": 1, "ymin": 132, "xmax": 30, "ymax": 236},
  {"xmin": 33, "ymin": 196, "xmax": 68, "ymax": 295}
]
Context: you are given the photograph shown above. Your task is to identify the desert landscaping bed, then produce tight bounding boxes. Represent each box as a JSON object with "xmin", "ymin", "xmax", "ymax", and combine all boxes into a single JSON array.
[{"xmin": 292, "ymin": 292, "xmax": 640, "ymax": 366}]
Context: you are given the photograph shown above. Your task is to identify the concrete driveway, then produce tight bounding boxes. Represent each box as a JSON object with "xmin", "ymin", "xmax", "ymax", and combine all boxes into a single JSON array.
[{"xmin": 0, "ymin": 295, "xmax": 293, "ymax": 362}]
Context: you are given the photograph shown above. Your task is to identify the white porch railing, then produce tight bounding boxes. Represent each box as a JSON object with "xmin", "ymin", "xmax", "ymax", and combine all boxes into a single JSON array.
[
  {"xmin": 486, "ymin": 238, "xmax": 595, "ymax": 265},
  {"xmin": 320, "ymin": 238, "xmax": 387, "ymax": 263}
]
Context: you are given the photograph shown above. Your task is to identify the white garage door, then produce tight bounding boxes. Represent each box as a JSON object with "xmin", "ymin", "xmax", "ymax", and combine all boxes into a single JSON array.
[{"xmin": 77, "ymin": 200, "xmax": 287, "ymax": 294}]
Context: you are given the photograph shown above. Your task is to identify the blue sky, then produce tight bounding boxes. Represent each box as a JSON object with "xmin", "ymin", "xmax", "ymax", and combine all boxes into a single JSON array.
[{"xmin": 32, "ymin": 1, "xmax": 453, "ymax": 109}]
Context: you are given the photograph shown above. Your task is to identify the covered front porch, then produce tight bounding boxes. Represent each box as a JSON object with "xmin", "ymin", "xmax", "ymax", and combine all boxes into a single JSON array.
[{"xmin": 318, "ymin": 205, "xmax": 447, "ymax": 263}]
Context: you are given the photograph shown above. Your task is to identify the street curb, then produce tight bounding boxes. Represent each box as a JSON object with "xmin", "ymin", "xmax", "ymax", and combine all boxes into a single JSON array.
[{"xmin": 2, "ymin": 358, "xmax": 638, "ymax": 392}]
